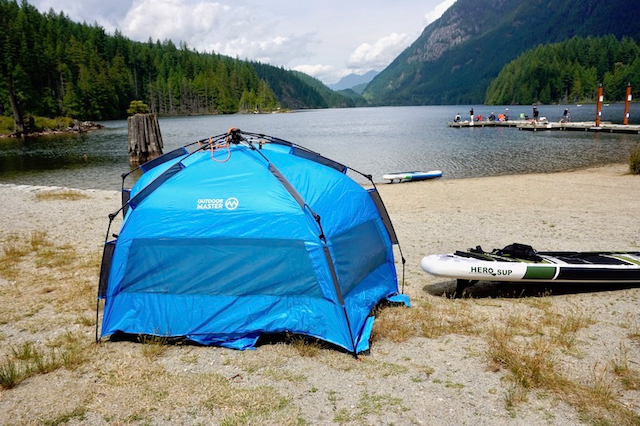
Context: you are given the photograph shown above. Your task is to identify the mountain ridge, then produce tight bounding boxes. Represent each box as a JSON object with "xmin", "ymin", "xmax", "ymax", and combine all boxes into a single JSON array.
[{"xmin": 366, "ymin": 0, "xmax": 640, "ymax": 105}]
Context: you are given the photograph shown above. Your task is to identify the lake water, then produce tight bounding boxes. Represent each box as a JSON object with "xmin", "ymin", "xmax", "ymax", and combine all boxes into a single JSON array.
[{"xmin": 1, "ymin": 104, "xmax": 639, "ymax": 190}]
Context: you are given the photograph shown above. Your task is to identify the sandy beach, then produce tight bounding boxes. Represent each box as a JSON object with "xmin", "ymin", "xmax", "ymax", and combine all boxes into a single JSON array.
[{"xmin": 0, "ymin": 163, "xmax": 639, "ymax": 425}]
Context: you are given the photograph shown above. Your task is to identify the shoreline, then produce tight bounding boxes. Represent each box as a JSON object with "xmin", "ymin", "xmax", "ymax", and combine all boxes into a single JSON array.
[
  {"xmin": 0, "ymin": 120, "xmax": 103, "ymax": 139},
  {"xmin": 0, "ymin": 159, "xmax": 633, "ymax": 192},
  {"xmin": 1, "ymin": 162, "xmax": 637, "ymax": 260}
]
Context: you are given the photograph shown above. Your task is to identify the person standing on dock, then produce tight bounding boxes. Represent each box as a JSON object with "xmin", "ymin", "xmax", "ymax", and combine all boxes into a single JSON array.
[
  {"xmin": 562, "ymin": 108, "xmax": 570, "ymax": 123},
  {"xmin": 504, "ymin": 108, "xmax": 509, "ymax": 121},
  {"xmin": 470, "ymin": 108, "xmax": 474, "ymax": 122},
  {"xmin": 533, "ymin": 104, "xmax": 539, "ymax": 121}
]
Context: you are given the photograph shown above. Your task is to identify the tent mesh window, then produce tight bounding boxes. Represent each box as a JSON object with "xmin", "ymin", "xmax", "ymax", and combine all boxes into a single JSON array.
[
  {"xmin": 98, "ymin": 241, "xmax": 116, "ymax": 299},
  {"xmin": 330, "ymin": 219, "xmax": 387, "ymax": 296},
  {"xmin": 119, "ymin": 238, "xmax": 322, "ymax": 297}
]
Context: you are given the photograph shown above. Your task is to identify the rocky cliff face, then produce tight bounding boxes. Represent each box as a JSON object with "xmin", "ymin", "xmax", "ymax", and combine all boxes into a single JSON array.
[
  {"xmin": 365, "ymin": 0, "xmax": 640, "ymax": 105},
  {"xmin": 406, "ymin": 0, "xmax": 508, "ymax": 64},
  {"xmin": 407, "ymin": 23, "xmax": 469, "ymax": 64}
]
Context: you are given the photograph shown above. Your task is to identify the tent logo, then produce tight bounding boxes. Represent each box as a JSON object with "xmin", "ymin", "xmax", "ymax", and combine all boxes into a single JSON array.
[
  {"xmin": 196, "ymin": 197, "xmax": 239, "ymax": 211},
  {"xmin": 196, "ymin": 198, "xmax": 223, "ymax": 210},
  {"xmin": 225, "ymin": 197, "xmax": 239, "ymax": 210}
]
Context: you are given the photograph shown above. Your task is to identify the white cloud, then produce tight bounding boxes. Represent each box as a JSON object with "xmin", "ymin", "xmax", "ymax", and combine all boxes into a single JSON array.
[
  {"xmin": 218, "ymin": 34, "xmax": 315, "ymax": 65},
  {"xmin": 346, "ymin": 33, "xmax": 412, "ymax": 70},
  {"xmin": 120, "ymin": 0, "xmax": 313, "ymax": 66},
  {"xmin": 32, "ymin": 0, "xmax": 134, "ymax": 33},
  {"xmin": 122, "ymin": 0, "xmax": 229, "ymax": 44},
  {"xmin": 292, "ymin": 64, "xmax": 337, "ymax": 81},
  {"xmin": 424, "ymin": 0, "xmax": 456, "ymax": 24}
]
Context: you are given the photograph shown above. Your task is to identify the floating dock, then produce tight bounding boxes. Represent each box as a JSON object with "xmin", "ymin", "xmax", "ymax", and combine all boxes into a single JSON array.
[
  {"xmin": 517, "ymin": 121, "xmax": 640, "ymax": 134},
  {"xmin": 448, "ymin": 120, "xmax": 526, "ymax": 128},
  {"xmin": 448, "ymin": 120, "xmax": 640, "ymax": 134}
]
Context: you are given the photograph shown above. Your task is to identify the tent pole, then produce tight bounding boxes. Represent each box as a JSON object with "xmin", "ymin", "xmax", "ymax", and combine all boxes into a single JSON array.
[
  {"xmin": 342, "ymin": 306, "xmax": 359, "ymax": 359},
  {"xmin": 95, "ymin": 299, "xmax": 101, "ymax": 343},
  {"xmin": 95, "ymin": 213, "xmax": 116, "ymax": 344}
]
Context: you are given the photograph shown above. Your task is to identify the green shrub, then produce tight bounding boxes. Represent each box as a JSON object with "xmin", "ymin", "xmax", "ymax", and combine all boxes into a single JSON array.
[
  {"xmin": 630, "ymin": 144, "xmax": 640, "ymax": 175},
  {"xmin": 0, "ymin": 116, "xmax": 13, "ymax": 134},
  {"xmin": 127, "ymin": 100, "xmax": 150, "ymax": 115},
  {"xmin": 0, "ymin": 358, "xmax": 22, "ymax": 389},
  {"xmin": 0, "ymin": 116, "xmax": 76, "ymax": 134},
  {"xmin": 33, "ymin": 116, "xmax": 74, "ymax": 131}
]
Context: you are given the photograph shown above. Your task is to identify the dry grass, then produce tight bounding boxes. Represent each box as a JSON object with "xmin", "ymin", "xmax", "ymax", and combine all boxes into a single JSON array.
[
  {"xmin": 34, "ymin": 189, "xmax": 89, "ymax": 201},
  {"xmin": 333, "ymin": 391, "xmax": 407, "ymax": 424},
  {"xmin": 89, "ymin": 357, "xmax": 303, "ymax": 424},
  {"xmin": 0, "ymin": 233, "xmax": 33, "ymax": 281},
  {"xmin": 612, "ymin": 344, "xmax": 640, "ymax": 391},
  {"xmin": 200, "ymin": 373, "xmax": 301, "ymax": 425},
  {"xmin": 372, "ymin": 297, "xmax": 480, "ymax": 343},
  {"xmin": 0, "ymin": 333, "xmax": 89, "ymax": 389},
  {"xmin": 0, "ymin": 232, "xmax": 96, "ymax": 329},
  {"xmin": 487, "ymin": 323, "xmax": 560, "ymax": 391},
  {"xmin": 286, "ymin": 333, "xmax": 324, "ymax": 357},
  {"xmin": 374, "ymin": 293, "xmax": 639, "ymax": 424},
  {"xmin": 139, "ymin": 335, "xmax": 170, "ymax": 361},
  {"xmin": 485, "ymin": 308, "xmax": 640, "ymax": 425},
  {"xmin": 628, "ymin": 323, "xmax": 640, "ymax": 343},
  {"xmin": 358, "ymin": 358, "xmax": 408, "ymax": 379},
  {"xmin": 1, "ymin": 227, "xmax": 639, "ymax": 424},
  {"xmin": 630, "ymin": 143, "xmax": 640, "ymax": 175},
  {"xmin": 0, "ymin": 231, "xmax": 307, "ymax": 423},
  {"xmin": 0, "ymin": 232, "xmax": 95, "ymax": 389},
  {"xmin": 541, "ymin": 305, "xmax": 595, "ymax": 351}
]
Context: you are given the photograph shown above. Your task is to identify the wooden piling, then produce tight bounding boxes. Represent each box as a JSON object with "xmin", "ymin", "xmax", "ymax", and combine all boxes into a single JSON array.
[
  {"xmin": 127, "ymin": 113, "xmax": 164, "ymax": 166},
  {"xmin": 624, "ymin": 83, "xmax": 632, "ymax": 125},
  {"xmin": 595, "ymin": 83, "xmax": 603, "ymax": 127}
]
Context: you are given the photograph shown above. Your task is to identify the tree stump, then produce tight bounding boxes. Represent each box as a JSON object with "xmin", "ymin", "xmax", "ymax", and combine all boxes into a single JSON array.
[{"xmin": 127, "ymin": 113, "xmax": 163, "ymax": 166}]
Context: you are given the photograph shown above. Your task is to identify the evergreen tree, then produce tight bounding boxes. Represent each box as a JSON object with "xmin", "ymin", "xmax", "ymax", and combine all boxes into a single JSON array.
[
  {"xmin": 486, "ymin": 36, "xmax": 640, "ymax": 105},
  {"xmin": 0, "ymin": 0, "xmax": 353, "ymax": 125}
]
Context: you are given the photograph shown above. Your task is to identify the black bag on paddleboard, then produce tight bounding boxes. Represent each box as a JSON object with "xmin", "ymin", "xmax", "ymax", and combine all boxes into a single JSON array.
[{"xmin": 495, "ymin": 243, "xmax": 543, "ymax": 262}]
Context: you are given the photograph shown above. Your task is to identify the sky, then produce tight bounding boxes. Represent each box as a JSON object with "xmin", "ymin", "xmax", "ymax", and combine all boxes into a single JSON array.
[{"xmin": 30, "ymin": 0, "xmax": 456, "ymax": 84}]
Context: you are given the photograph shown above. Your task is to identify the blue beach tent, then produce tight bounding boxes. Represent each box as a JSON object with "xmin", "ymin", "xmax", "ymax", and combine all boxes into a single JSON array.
[{"xmin": 97, "ymin": 129, "xmax": 408, "ymax": 355}]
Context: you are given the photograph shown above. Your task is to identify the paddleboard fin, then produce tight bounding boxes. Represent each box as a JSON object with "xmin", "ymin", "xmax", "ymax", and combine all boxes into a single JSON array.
[{"xmin": 455, "ymin": 279, "xmax": 478, "ymax": 298}]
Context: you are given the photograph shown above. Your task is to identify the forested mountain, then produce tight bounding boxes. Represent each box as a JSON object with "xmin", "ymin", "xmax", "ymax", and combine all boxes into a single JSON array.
[
  {"xmin": 334, "ymin": 88, "xmax": 369, "ymax": 107},
  {"xmin": 365, "ymin": 0, "xmax": 640, "ymax": 105},
  {"xmin": 485, "ymin": 36, "xmax": 640, "ymax": 105},
  {"xmin": 0, "ymin": 0, "xmax": 350, "ymax": 127},
  {"xmin": 290, "ymin": 71, "xmax": 360, "ymax": 108}
]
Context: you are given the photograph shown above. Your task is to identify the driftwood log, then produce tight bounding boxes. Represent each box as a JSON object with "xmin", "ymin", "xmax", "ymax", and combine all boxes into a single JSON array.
[{"xmin": 127, "ymin": 113, "xmax": 163, "ymax": 165}]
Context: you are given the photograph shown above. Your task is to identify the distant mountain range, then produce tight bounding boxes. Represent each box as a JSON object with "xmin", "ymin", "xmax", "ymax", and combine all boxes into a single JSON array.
[
  {"xmin": 328, "ymin": 70, "xmax": 379, "ymax": 92},
  {"xmin": 365, "ymin": 0, "xmax": 640, "ymax": 105}
]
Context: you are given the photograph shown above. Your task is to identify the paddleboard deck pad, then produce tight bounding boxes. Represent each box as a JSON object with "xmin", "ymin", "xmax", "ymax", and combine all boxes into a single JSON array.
[
  {"xmin": 422, "ymin": 243, "xmax": 640, "ymax": 284},
  {"xmin": 383, "ymin": 170, "xmax": 442, "ymax": 183}
]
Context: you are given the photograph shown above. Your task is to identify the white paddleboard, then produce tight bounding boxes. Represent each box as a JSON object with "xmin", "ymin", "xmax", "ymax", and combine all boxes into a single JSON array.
[
  {"xmin": 383, "ymin": 170, "xmax": 442, "ymax": 183},
  {"xmin": 421, "ymin": 246, "xmax": 640, "ymax": 284}
]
